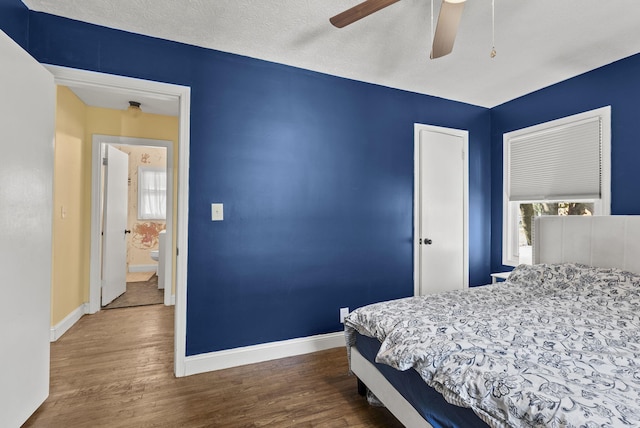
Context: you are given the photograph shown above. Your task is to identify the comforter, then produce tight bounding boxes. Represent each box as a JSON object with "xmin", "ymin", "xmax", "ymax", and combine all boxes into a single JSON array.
[{"xmin": 345, "ymin": 263, "xmax": 640, "ymax": 427}]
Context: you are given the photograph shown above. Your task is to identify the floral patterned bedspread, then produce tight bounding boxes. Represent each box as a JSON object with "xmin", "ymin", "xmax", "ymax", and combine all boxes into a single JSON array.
[{"xmin": 345, "ymin": 263, "xmax": 640, "ymax": 427}]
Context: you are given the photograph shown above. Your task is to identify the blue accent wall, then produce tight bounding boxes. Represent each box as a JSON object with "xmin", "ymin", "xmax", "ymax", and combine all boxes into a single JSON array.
[
  {"xmin": 26, "ymin": 12, "xmax": 491, "ymax": 355},
  {"xmin": 490, "ymin": 53, "xmax": 640, "ymax": 273},
  {"xmin": 0, "ymin": 0, "xmax": 29, "ymax": 49}
]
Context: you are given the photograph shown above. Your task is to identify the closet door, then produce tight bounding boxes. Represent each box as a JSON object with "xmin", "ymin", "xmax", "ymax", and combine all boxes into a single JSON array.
[
  {"xmin": 0, "ymin": 30, "xmax": 55, "ymax": 426},
  {"xmin": 414, "ymin": 124, "xmax": 468, "ymax": 295}
]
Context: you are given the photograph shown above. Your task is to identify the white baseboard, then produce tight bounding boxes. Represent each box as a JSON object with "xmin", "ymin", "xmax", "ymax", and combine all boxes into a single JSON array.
[
  {"xmin": 50, "ymin": 303, "xmax": 89, "ymax": 342},
  {"xmin": 128, "ymin": 264, "xmax": 157, "ymax": 272},
  {"xmin": 164, "ymin": 294, "xmax": 176, "ymax": 306},
  {"xmin": 184, "ymin": 331, "xmax": 345, "ymax": 376}
]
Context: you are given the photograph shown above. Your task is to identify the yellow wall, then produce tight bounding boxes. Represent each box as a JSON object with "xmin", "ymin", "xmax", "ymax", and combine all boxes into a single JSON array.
[
  {"xmin": 52, "ymin": 86, "xmax": 88, "ymax": 325},
  {"xmin": 51, "ymin": 86, "xmax": 179, "ymax": 327}
]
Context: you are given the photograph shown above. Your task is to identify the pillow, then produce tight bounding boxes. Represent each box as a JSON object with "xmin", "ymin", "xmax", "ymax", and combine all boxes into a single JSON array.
[
  {"xmin": 543, "ymin": 263, "xmax": 640, "ymax": 291},
  {"xmin": 505, "ymin": 262, "xmax": 640, "ymax": 292},
  {"xmin": 504, "ymin": 263, "xmax": 546, "ymax": 287},
  {"xmin": 542, "ymin": 263, "xmax": 589, "ymax": 289}
]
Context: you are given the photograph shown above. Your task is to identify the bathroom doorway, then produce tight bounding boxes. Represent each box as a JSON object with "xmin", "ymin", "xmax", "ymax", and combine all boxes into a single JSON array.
[{"xmin": 98, "ymin": 138, "xmax": 172, "ymax": 310}]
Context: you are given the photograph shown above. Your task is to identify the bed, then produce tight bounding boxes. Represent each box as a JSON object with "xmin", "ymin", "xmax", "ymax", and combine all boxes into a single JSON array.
[{"xmin": 345, "ymin": 216, "xmax": 640, "ymax": 427}]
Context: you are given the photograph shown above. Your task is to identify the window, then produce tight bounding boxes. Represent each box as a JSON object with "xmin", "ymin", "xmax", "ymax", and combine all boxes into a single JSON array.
[
  {"xmin": 138, "ymin": 166, "xmax": 167, "ymax": 220},
  {"xmin": 502, "ymin": 107, "xmax": 611, "ymax": 266}
]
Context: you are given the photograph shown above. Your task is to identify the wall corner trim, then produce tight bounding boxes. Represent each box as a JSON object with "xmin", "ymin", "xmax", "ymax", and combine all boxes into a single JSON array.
[
  {"xmin": 50, "ymin": 303, "xmax": 89, "ymax": 342},
  {"xmin": 183, "ymin": 332, "xmax": 345, "ymax": 376}
]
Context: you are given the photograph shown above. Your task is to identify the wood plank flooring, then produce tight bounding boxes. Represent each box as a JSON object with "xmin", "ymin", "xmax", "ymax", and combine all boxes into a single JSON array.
[
  {"xmin": 103, "ymin": 275, "xmax": 164, "ymax": 309},
  {"xmin": 23, "ymin": 305, "xmax": 404, "ymax": 427}
]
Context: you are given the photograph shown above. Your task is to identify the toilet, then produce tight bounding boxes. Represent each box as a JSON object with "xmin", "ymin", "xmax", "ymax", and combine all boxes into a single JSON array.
[{"xmin": 150, "ymin": 230, "xmax": 166, "ymax": 290}]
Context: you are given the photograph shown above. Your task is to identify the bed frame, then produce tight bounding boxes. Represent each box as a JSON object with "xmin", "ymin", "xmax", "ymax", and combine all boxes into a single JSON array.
[
  {"xmin": 350, "ymin": 215, "xmax": 640, "ymax": 428},
  {"xmin": 533, "ymin": 215, "xmax": 640, "ymax": 271}
]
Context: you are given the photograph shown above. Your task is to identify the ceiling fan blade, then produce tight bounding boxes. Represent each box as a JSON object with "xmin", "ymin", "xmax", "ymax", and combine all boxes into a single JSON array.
[
  {"xmin": 330, "ymin": 0, "xmax": 401, "ymax": 28},
  {"xmin": 430, "ymin": 0, "xmax": 466, "ymax": 59}
]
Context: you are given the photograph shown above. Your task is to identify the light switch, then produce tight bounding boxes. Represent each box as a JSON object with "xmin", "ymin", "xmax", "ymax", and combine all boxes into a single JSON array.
[{"xmin": 211, "ymin": 203, "xmax": 224, "ymax": 221}]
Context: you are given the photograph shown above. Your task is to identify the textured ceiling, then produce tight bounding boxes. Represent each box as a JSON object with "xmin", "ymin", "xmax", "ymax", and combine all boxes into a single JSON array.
[
  {"xmin": 23, "ymin": 0, "xmax": 640, "ymax": 108},
  {"xmin": 69, "ymin": 85, "xmax": 179, "ymax": 116}
]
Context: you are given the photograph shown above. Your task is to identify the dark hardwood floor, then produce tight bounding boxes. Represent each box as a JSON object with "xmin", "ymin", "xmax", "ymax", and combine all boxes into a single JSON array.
[{"xmin": 23, "ymin": 305, "xmax": 404, "ymax": 427}]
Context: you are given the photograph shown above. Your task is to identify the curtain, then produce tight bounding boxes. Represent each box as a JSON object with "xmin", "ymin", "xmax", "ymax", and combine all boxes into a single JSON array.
[{"xmin": 138, "ymin": 167, "xmax": 166, "ymax": 220}]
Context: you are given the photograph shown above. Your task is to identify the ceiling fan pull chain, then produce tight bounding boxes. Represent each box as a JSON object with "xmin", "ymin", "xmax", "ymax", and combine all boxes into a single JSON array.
[{"xmin": 490, "ymin": 0, "xmax": 497, "ymax": 58}]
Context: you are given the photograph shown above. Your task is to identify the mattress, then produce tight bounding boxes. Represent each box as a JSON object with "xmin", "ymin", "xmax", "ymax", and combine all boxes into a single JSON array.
[{"xmin": 355, "ymin": 332, "xmax": 488, "ymax": 428}]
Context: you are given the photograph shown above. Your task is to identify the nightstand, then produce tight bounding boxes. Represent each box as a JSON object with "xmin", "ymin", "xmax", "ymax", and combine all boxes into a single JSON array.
[{"xmin": 490, "ymin": 272, "xmax": 511, "ymax": 284}]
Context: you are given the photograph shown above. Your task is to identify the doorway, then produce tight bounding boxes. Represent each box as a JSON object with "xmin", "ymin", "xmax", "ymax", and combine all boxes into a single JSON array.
[
  {"xmin": 47, "ymin": 65, "xmax": 190, "ymax": 377},
  {"xmin": 413, "ymin": 123, "xmax": 469, "ymax": 296},
  {"xmin": 97, "ymin": 138, "xmax": 173, "ymax": 310}
]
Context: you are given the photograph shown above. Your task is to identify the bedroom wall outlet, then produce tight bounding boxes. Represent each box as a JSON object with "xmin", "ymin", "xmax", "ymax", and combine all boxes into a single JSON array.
[
  {"xmin": 211, "ymin": 203, "xmax": 224, "ymax": 221},
  {"xmin": 340, "ymin": 307, "xmax": 349, "ymax": 324}
]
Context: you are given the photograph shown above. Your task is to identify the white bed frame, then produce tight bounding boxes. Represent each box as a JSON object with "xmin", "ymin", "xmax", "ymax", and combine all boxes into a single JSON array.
[
  {"xmin": 350, "ymin": 348, "xmax": 433, "ymax": 428},
  {"xmin": 350, "ymin": 215, "xmax": 640, "ymax": 428},
  {"xmin": 533, "ymin": 215, "xmax": 640, "ymax": 272}
]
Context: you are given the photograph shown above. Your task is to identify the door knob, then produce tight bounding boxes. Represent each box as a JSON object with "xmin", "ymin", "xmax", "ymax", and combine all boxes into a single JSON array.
[
  {"xmin": 124, "ymin": 229, "xmax": 131, "ymax": 235},
  {"xmin": 424, "ymin": 238, "xmax": 432, "ymax": 245}
]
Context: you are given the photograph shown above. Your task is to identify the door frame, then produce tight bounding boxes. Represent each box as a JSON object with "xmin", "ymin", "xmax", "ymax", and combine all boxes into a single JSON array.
[
  {"xmin": 46, "ymin": 65, "xmax": 191, "ymax": 377},
  {"xmin": 94, "ymin": 136, "xmax": 174, "ymax": 307},
  {"xmin": 413, "ymin": 123, "xmax": 469, "ymax": 296}
]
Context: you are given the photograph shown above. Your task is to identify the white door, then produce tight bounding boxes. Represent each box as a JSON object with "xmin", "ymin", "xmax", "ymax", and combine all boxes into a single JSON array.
[
  {"xmin": 101, "ymin": 144, "xmax": 129, "ymax": 306},
  {"xmin": 414, "ymin": 124, "xmax": 468, "ymax": 296},
  {"xmin": 0, "ymin": 31, "xmax": 54, "ymax": 426}
]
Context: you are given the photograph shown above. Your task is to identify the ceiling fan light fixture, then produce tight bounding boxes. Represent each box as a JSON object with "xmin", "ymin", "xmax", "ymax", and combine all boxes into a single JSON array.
[
  {"xmin": 127, "ymin": 100, "xmax": 142, "ymax": 118},
  {"xmin": 330, "ymin": 0, "xmax": 468, "ymax": 60}
]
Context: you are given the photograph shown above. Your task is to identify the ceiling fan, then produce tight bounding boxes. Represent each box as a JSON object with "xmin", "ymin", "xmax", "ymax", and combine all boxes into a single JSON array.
[{"xmin": 330, "ymin": 0, "xmax": 466, "ymax": 59}]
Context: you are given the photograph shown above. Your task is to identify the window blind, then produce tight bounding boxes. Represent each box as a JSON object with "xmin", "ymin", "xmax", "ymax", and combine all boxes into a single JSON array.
[{"xmin": 507, "ymin": 117, "xmax": 602, "ymax": 201}]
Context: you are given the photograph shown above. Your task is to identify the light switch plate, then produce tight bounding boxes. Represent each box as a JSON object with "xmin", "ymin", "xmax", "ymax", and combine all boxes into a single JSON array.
[{"xmin": 211, "ymin": 203, "xmax": 224, "ymax": 221}]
